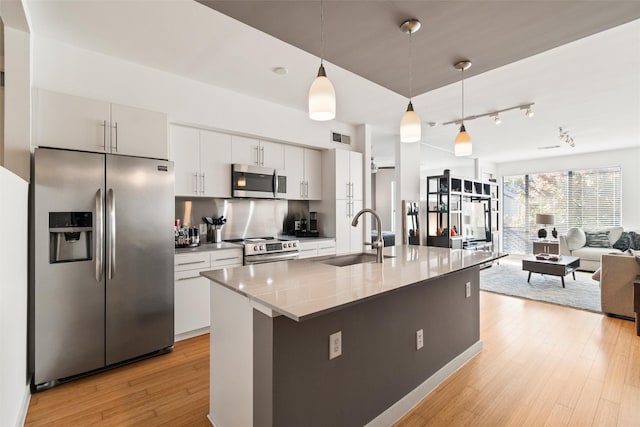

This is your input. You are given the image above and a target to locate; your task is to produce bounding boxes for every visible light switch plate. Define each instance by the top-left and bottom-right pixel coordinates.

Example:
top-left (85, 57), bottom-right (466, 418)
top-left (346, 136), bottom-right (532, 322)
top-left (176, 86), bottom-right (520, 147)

top-left (416, 329), bottom-right (424, 350)
top-left (465, 282), bottom-right (471, 298)
top-left (329, 331), bottom-right (342, 360)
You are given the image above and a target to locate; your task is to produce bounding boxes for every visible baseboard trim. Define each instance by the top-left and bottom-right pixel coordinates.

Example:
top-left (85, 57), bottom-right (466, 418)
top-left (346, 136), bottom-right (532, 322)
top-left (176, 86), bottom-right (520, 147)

top-left (365, 340), bottom-right (483, 427)
top-left (175, 326), bottom-right (210, 342)
top-left (18, 384), bottom-right (31, 426)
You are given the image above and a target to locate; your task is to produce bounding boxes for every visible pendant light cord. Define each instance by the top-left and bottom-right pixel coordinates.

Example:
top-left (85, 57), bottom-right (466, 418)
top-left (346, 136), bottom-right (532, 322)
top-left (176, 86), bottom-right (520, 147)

top-left (461, 68), bottom-right (465, 124)
top-left (409, 29), bottom-right (413, 101)
top-left (320, 0), bottom-right (325, 65)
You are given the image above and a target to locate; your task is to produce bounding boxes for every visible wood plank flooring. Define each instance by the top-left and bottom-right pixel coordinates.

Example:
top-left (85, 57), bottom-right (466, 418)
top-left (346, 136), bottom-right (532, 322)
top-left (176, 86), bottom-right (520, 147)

top-left (25, 292), bottom-right (640, 426)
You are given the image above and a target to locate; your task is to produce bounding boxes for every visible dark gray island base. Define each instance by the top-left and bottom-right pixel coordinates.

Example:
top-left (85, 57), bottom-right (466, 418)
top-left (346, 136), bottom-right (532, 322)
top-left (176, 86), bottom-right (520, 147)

top-left (203, 246), bottom-right (505, 426)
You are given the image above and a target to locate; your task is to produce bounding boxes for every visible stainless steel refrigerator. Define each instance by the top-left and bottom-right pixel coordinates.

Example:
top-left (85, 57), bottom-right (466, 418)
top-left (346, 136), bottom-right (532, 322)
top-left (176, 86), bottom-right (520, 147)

top-left (30, 148), bottom-right (174, 390)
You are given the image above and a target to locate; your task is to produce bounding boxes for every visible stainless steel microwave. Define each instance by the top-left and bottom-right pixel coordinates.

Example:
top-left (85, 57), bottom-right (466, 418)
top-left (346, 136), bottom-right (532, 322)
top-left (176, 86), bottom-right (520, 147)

top-left (232, 164), bottom-right (287, 199)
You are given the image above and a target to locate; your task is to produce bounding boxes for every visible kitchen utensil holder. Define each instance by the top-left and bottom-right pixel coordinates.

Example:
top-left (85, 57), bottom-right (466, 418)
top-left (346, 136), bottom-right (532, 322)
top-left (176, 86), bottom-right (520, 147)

top-left (213, 229), bottom-right (222, 243)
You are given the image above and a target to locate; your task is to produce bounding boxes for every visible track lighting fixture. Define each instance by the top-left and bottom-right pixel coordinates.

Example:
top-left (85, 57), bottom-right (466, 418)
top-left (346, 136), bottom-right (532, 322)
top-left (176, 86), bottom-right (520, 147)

top-left (399, 19), bottom-right (421, 143)
top-left (492, 114), bottom-right (501, 125)
top-left (558, 127), bottom-right (575, 147)
top-left (442, 102), bottom-right (535, 127)
top-left (524, 106), bottom-right (534, 117)
top-left (308, 0), bottom-right (336, 121)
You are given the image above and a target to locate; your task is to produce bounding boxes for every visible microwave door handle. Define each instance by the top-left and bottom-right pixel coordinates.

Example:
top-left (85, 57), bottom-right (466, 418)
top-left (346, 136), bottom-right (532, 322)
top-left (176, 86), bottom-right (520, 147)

top-left (95, 189), bottom-right (104, 282)
top-left (273, 170), bottom-right (278, 198)
top-left (107, 188), bottom-right (116, 279)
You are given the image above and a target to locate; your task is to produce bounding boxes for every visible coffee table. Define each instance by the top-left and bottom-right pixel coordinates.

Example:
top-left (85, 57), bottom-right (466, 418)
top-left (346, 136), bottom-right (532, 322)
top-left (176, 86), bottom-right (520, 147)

top-left (522, 255), bottom-right (580, 288)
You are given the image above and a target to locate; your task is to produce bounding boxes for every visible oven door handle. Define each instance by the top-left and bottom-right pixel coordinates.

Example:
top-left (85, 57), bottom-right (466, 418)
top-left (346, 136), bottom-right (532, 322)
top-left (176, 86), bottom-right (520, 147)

top-left (244, 252), bottom-right (299, 265)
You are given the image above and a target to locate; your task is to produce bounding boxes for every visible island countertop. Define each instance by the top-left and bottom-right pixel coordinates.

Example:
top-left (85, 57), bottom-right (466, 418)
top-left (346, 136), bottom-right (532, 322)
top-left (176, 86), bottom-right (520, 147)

top-left (201, 245), bottom-right (505, 322)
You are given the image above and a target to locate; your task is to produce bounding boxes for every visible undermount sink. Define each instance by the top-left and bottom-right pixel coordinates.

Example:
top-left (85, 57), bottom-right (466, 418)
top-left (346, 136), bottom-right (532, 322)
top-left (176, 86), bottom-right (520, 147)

top-left (319, 253), bottom-right (393, 267)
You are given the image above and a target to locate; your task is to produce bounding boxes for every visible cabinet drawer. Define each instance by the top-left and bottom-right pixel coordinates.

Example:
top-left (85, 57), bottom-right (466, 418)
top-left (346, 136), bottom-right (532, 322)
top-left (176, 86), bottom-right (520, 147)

top-left (175, 252), bottom-right (210, 272)
top-left (210, 249), bottom-right (243, 269)
top-left (317, 240), bottom-right (337, 257)
top-left (174, 270), bottom-right (210, 335)
top-left (298, 242), bottom-right (318, 259)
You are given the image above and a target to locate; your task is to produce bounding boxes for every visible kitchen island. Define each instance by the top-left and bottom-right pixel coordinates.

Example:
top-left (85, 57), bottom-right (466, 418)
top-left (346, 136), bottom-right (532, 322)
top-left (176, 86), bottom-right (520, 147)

top-left (201, 245), bottom-right (505, 426)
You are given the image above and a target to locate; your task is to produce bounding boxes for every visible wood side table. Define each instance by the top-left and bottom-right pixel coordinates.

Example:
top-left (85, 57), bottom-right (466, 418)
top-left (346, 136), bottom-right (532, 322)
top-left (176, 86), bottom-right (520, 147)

top-left (634, 277), bottom-right (640, 337)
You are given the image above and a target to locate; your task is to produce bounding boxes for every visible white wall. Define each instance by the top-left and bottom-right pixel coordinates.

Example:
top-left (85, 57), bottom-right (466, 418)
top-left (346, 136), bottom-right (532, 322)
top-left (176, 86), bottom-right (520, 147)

top-left (374, 168), bottom-right (395, 232)
top-left (32, 36), bottom-right (355, 151)
top-left (0, 167), bottom-right (29, 427)
top-left (496, 147), bottom-right (640, 230)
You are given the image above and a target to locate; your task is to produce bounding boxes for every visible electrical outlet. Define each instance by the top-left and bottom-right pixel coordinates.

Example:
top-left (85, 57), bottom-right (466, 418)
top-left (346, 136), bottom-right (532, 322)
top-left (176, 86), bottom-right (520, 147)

top-left (329, 331), bottom-right (342, 360)
top-left (416, 329), bottom-right (424, 350)
top-left (465, 282), bottom-right (471, 298)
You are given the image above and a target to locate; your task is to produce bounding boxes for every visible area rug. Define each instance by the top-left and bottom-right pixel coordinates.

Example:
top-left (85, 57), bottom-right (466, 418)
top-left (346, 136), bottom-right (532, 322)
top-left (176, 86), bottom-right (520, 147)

top-left (479, 259), bottom-right (601, 313)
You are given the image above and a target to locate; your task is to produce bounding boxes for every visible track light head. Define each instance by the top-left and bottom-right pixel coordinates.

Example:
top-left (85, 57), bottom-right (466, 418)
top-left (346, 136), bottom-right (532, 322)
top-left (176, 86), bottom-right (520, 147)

top-left (524, 106), bottom-right (534, 117)
top-left (492, 114), bottom-right (501, 125)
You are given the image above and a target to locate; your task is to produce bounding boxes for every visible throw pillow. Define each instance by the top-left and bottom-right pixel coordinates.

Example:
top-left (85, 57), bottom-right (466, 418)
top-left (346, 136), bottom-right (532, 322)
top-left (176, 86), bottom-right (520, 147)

top-left (584, 231), bottom-right (611, 248)
top-left (565, 228), bottom-right (587, 250)
top-left (629, 231), bottom-right (640, 250)
top-left (612, 231), bottom-right (631, 251)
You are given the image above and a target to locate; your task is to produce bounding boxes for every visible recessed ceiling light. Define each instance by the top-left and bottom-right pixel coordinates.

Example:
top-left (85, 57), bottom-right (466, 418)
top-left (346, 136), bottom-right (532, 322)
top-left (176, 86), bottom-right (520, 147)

top-left (273, 67), bottom-right (288, 75)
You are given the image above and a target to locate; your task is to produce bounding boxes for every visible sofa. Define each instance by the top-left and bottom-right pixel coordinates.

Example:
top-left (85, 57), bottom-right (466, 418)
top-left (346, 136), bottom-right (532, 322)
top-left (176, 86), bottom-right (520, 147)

top-left (595, 253), bottom-right (640, 319)
top-left (559, 226), bottom-right (640, 272)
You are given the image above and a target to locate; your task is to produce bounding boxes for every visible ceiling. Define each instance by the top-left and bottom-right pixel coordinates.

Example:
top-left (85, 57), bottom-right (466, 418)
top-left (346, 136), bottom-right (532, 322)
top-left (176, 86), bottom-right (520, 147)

top-left (24, 0), bottom-right (640, 168)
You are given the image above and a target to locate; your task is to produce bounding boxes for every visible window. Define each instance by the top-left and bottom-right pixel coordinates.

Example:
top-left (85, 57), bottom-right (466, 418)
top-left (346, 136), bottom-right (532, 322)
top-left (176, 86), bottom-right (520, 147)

top-left (503, 167), bottom-right (621, 254)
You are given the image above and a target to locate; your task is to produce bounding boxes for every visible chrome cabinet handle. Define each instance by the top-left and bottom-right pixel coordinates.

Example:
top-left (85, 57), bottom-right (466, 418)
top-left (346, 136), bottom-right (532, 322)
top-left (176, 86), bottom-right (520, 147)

top-left (112, 122), bottom-right (118, 152)
top-left (201, 173), bottom-right (206, 195)
top-left (177, 260), bottom-right (206, 266)
top-left (213, 256), bottom-right (240, 262)
top-left (260, 146), bottom-right (265, 166)
top-left (177, 275), bottom-right (202, 281)
top-left (100, 120), bottom-right (107, 151)
top-left (107, 188), bottom-right (116, 279)
top-left (300, 181), bottom-right (303, 199)
top-left (192, 173), bottom-right (199, 194)
top-left (95, 189), bottom-right (104, 282)
top-left (254, 146), bottom-right (260, 165)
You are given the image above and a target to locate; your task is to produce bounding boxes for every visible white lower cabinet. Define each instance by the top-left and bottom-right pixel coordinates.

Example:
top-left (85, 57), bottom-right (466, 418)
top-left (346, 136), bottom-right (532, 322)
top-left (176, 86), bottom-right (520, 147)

top-left (298, 239), bottom-right (336, 259)
top-left (174, 248), bottom-right (242, 340)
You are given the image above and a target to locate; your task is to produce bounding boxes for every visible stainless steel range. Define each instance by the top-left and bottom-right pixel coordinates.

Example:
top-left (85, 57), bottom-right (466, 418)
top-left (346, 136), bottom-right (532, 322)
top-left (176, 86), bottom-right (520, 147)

top-left (227, 237), bottom-right (300, 265)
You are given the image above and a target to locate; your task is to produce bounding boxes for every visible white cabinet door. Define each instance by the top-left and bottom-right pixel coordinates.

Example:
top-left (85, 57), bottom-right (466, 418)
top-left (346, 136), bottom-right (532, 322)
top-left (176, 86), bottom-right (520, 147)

top-left (335, 150), bottom-right (351, 200)
top-left (171, 125), bottom-right (200, 197)
top-left (305, 149), bottom-right (323, 200)
top-left (111, 103), bottom-right (168, 159)
top-left (231, 135), bottom-right (260, 166)
top-left (350, 199), bottom-right (364, 253)
top-left (34, 89), bottom-right (110, 153)
top-left (174, 270), bottom-right (210, 336)
top-left (200, 130), bottom-right (232, 198)
top-left (284, 145), bottom-right (304, 200)
top-left (350, 152), bottom-right (363, 201)
top-left (260, 140), bottom-right (285, 170)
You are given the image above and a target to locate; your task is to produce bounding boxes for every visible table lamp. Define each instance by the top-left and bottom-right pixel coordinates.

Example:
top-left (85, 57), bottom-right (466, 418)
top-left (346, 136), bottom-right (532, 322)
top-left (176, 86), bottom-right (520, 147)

top-left (535, 213), bottom-right (555, 238)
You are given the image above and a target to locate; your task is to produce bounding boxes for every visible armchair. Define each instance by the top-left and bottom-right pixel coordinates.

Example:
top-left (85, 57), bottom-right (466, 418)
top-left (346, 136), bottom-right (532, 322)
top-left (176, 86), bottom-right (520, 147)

top-left (598, 253), bottom-right (640, 319)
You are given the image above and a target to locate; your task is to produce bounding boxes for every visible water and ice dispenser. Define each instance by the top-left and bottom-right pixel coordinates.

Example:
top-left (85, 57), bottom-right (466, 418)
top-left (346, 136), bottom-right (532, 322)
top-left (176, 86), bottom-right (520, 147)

top-left (49, 212), bottom-right (93, 263)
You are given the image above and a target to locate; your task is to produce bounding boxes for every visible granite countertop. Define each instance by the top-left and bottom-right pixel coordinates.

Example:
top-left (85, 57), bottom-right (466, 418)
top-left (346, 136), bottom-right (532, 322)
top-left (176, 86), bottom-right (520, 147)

top-left (201, 245), bottom-right (506, 322)
top-left (175, 241), bottom-right (242, 254)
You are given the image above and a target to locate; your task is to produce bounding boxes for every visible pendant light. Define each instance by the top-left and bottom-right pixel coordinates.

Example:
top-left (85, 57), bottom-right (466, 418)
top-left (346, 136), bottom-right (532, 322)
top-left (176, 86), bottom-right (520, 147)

top-left (400, 19), bottom-right (421, 143)
top-left (308, 0), bottom-right (335, 121)
top-left (454, 60), bottom-right (472, 156)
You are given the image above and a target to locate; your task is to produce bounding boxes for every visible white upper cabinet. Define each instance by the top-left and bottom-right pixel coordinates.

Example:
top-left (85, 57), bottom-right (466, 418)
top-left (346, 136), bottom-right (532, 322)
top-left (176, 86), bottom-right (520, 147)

top-left (305, 148), bottom-right (323, 200)
top-left (284, 146), bottom-right (323, 200)
top-left (231, 136), bottom-right (284, 170)
top-left (33, 89), bottom-right (168, 159)
top-left (200, 130), bottom-right (232, 198)
top-left (110, 103), bottom-right (168, 159)
top-left (170, 125), bottom-right (231, 198)
top-left (171, 126), bottom-right (200, 196)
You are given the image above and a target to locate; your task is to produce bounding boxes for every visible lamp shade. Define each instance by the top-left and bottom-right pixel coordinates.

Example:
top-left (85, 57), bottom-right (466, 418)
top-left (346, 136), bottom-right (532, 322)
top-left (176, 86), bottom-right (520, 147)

top-left (535, 213), bottom-right (555, 225)
top-left (308, 64), bottom-right (336, 121)
top-left (400, 101), bottom-right (421, 143)
top-left (454, 124), bottom-right (472, 156)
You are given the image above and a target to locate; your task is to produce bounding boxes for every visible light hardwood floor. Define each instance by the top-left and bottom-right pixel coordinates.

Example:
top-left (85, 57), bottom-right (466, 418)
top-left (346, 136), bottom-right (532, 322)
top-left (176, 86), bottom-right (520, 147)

top-left (26, 292), bottom-right (640, 426)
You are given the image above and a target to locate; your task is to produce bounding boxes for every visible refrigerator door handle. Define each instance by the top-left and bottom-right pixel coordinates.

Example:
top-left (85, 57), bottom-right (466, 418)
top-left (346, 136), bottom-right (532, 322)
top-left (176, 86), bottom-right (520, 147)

top-left (107, 188), bottom-right (116, 279)
top-left (95, 189), bottom-right (104, 282)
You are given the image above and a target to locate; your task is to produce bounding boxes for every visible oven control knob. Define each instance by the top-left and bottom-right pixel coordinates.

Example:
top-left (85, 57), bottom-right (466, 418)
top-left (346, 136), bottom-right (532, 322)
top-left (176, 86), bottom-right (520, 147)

top-left (286, 243), bottom-right (292, 248)
top-left (292, 242), bottom-right (297, 247)
top-left (260, 245), bottom-right (265, 251)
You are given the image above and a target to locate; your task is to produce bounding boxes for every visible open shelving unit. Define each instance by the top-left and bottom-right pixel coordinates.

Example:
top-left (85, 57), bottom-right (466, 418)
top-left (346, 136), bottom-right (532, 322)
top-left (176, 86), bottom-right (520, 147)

top-left (427, 171), bottom-right (500, 251)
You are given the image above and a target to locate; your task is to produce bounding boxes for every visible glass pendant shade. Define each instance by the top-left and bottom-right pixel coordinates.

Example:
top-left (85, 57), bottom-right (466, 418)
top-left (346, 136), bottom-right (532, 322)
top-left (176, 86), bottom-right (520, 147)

top-left (308, 64), bottom-right (336, 121)
top-left (454, 124), bottom-right (472, 156)
top-left (400, 101), bottom-right (421, 143)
